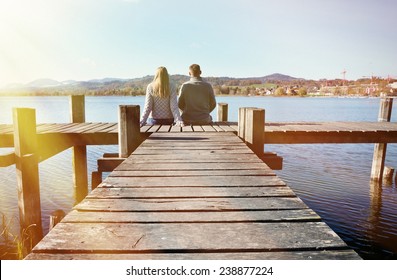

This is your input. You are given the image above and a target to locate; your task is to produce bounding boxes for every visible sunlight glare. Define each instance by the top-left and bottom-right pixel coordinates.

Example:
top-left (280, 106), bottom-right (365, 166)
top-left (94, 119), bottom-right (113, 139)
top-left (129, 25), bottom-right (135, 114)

top-left (0, 0), bottom-right (64, 86)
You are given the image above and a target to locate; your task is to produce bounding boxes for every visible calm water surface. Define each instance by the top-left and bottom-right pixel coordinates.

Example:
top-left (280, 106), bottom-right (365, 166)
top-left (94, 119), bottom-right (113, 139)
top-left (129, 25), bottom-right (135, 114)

top-left (1, 95), bottom-right (397, 259)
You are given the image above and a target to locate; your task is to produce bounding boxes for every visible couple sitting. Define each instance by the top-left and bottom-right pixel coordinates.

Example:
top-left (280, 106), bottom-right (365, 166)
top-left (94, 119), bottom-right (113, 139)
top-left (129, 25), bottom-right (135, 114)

top-left (139, 64), bottom-right (216, 127)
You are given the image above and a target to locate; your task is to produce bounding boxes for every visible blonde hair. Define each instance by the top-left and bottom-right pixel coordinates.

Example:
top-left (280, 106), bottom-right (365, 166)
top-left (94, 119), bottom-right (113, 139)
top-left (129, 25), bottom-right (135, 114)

top-left (152, 66), bottom-right (170, 98)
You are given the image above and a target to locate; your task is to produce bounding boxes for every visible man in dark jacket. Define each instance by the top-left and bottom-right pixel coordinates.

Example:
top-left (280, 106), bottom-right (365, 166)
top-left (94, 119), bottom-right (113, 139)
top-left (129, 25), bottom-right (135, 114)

top-left (178, 64), bottom-right (216, 125)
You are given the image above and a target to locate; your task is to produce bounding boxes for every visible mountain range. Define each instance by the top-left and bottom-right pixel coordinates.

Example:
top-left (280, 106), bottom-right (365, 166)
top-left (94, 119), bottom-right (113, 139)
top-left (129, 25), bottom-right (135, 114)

top-left (3, 73), bottom-right (299, 90)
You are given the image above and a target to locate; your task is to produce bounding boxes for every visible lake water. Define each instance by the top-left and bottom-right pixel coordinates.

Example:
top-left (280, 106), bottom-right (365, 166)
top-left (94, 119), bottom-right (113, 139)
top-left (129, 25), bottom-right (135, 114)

top-left (1, 95), bottom-right (397, 259)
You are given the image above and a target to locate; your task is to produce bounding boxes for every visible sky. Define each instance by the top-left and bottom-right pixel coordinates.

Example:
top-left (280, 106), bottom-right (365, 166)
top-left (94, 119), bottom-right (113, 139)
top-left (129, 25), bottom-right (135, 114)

top-left (0, 0), bottom-right (396, 87)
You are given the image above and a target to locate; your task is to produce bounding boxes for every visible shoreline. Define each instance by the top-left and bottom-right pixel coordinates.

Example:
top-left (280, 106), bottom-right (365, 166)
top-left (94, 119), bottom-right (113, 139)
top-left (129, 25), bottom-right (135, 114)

top-left (0, 93), bottom-right (383, 98)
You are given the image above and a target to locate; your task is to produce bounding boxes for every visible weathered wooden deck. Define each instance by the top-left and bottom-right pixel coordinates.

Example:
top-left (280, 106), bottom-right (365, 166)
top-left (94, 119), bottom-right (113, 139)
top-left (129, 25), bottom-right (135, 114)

top-left (3, 120), bottom-right (397, 150)
top-left (3, 120), bottom-right (397, 169)
top-left (25, 131), bottom-right (361, 260)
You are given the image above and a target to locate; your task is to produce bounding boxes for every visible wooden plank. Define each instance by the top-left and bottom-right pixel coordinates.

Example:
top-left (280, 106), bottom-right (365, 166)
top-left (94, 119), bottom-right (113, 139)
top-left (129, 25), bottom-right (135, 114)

top-left (131, 148), bottom-right (255, 155)
top-left (39, 123), bottom-right (79, 133)
top-left (42, 122), bottom-right (90, 133)
top-left (116, 161), bottom-right (268, 170)
top-left (372, 122), bottom-right (397, 131)
top-left (140, 142), bottom-right (246, 148)
top-left (122, 153), bottom-right (262, 162)
top-left (138, 138), bottom-right (247, 146)
top-left (88, 186), bottom-right (293, 198)
top-left (109, 169), bottom-right (275, 177)
top-left (96, 123), bottom-right (118, 133)
top-left (143, 134), bottom-right (244, 141)
top-left (264, 130), bottom-right (397, 144)
top-left (140, 125), bottom-right (152, 133)
top-left (323, 122), bottom-right (360, 132)
top-left (134, 146), bottom-right (250, 152)
top-left (192, 125), bottom-right (204, 132)
top-left (145, 133), bottom-right (243, 139)
top-left (75, 197), bottom-right (303, 211)
top-left (265, 122), bottom-right (328, 133)
top-left (152, 131), bottom-right (229, 136)
top-left (25, 250), bottom-right (362, 260)
top-left (82, 123), bottom-right (117, 134)
top-left (137, 146), bottom-right (250, 152)
top-left (322, 122), bottom-right (356, 132)
top-left (218, 123), bottom-right (237, 132)
top-left (140, 141), bottom-right (247, 147)
top-left (64, 209), bottom-right (319, 223)
top-left (210, 123), bottom-right (225, 132)
top-left (147, 125), bottom-right (161, 133)
top-left (158, 125), bottom-right (171, 132)
top-left (230, 124), bottom-right (238, 131)
top-left (139, 141), bottom-right (248, 150)
top-left (339, 122), bottom-right (375, 132)
top-left (170, 125), bottom-right (181, 132)
top-left (32, 222), bottom-right (348, 252)
top-left (66, 123), bottom-right (105, 133)
top-left (35, 123), bottom-right (60, 133)
top-left (101, 175), bottom-right (285, 187)
top-left (264, 121), bottom-right (397, 133)
top-left (149, 136), bottom-right (242, 142)
top-left (182, 125), bottom-right (193, 132)
top-left (201, 125), bottom-right (217, 132)
top-left (107, 125), bottom-right (119, 133)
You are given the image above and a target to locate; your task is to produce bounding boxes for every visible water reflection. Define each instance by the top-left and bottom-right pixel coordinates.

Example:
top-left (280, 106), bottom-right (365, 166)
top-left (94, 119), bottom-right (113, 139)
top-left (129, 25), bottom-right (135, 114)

top-left (365, 181), bottom-right (397, 259)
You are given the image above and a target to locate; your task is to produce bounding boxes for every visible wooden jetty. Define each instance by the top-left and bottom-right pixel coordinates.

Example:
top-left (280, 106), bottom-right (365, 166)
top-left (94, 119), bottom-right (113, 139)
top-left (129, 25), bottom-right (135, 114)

top-left (25, 131), bottom-right (360, 260)
top-left (2, 96), bottom-right (396, 259)
top-left (4, 120), bottom-right (397, 148)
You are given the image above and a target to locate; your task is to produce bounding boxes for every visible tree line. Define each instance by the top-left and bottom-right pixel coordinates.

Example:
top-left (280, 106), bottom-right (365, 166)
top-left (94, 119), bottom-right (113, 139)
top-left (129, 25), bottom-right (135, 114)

top-left (1, 75), bottom-right (395, 97)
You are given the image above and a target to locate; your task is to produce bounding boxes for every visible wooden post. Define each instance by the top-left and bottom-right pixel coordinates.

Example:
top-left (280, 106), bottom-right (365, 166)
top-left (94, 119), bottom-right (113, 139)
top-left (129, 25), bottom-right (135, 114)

top-left (13, 108), bottom-right (43, 248)
top-left (383, 166), bottom-right (394, 184)
top-left (70, 95), bottom-right (88, 203)
top-left (238, 107), bottom-right (247, 139)
top-left (49, 209), bottom-right (65, 231)
top-left (370, 98), bottom-right (393, 184)
top-left (119, 105), bottom-right (140, 158)
top-left (245, 108), bottom-right (265, 156)
top-left (70, 95), bottom-right (85, 123)
top-left (238, 107), bottom-right (282, 170)
top-left (238, 107), bottom-right (255, 139)
top-left (217, 103), bottom-right (228, 122)
top-left (91, 171), bottom-right (102, 190)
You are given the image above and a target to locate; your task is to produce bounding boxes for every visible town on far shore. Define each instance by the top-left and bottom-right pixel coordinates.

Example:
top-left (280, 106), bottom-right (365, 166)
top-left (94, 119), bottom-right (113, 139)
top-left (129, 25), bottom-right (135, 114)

top-left (212, 74), bottom-right (397, 97)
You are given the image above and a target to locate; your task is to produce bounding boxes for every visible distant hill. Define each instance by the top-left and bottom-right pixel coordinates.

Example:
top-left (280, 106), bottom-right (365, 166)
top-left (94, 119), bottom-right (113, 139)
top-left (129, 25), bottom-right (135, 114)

top-left (26, 78), bottom-right (62, 88)
top-left (87, 77), bottom-right (130, 83)
top-left (261, 73), bottom-right (300, 81)
top-left (0, 73), bottom-right (301, 96)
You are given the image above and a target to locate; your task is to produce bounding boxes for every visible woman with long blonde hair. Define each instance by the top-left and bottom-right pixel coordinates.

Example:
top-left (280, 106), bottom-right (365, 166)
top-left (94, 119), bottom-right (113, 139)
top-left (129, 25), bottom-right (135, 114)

top-left (140, 66), bottom-right (183, 126)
